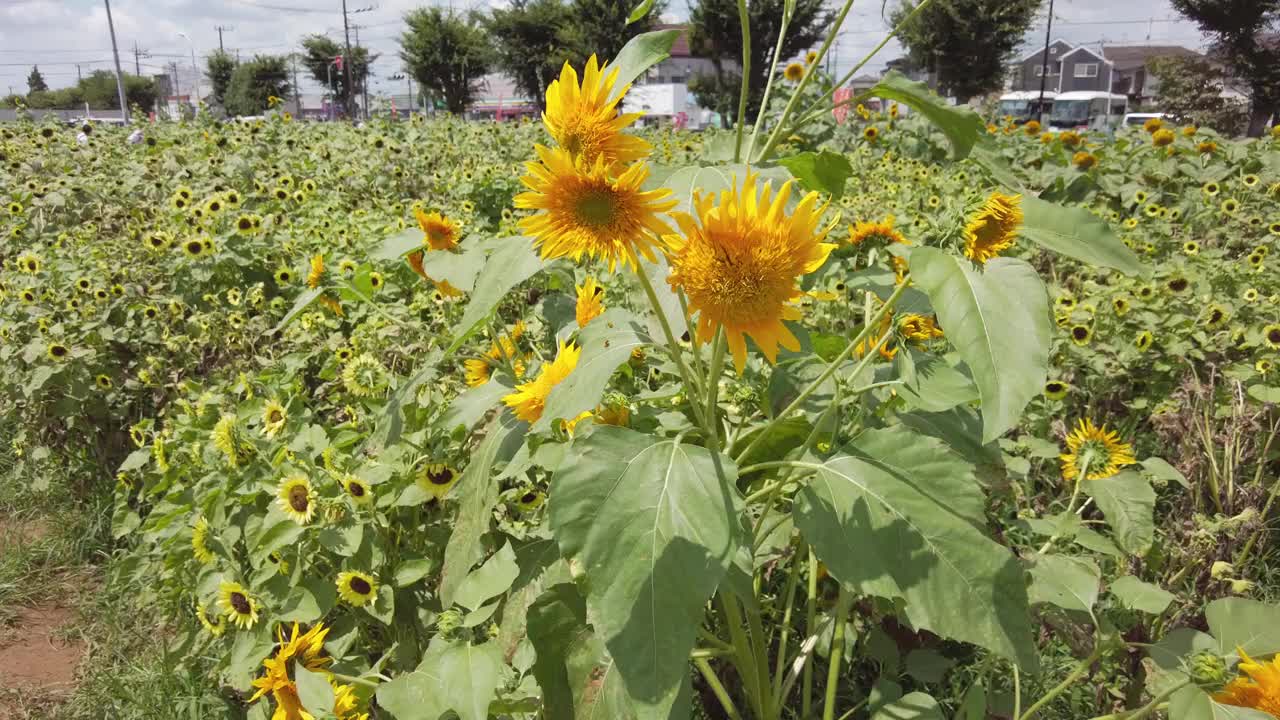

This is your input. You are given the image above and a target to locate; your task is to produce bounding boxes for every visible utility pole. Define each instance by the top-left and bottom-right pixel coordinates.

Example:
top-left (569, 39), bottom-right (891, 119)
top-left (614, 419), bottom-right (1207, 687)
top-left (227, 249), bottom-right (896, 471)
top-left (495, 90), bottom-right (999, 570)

top-left (76, 64), bottom-right (83, 82)
top-left (104, 0), bottom-right (130, 123)
top-left (132, 41), bottom-right (150, 75)
top-left (215, 25), bottom-right (233, 51)
top-left (1035, 0), bottom-right (1055, 125)
top-left (291, 53), bottom-right (302, 117)
top-left (341, 0), bottom-right (355, 120)
top-left (353, 24), bottom-right (371, 120)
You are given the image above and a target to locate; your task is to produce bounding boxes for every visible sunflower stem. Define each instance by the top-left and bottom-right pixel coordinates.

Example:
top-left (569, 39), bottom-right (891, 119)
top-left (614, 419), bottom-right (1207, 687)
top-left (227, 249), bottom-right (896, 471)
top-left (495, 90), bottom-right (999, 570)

top-left (1037, 455), bottom-right (1091, 555)
top-left (802, 547), bottom-right (819, 718)
top-left (771, 544), bottom-right (804, 711)
top-left (734, 279), bottom-right (909, 464)
top-left (695, 657), bottom-right (746, 720)
top-left (822, 587), bottom-right (854, 720)
top-left (330, 672), bottom-right (380, 689)
top-left (633, 259), bottom-right (709, 429)
top-left (744, 0), bottom-right (795, 161)
top-left (732, 0), bottom-right (751, 162)
top-left (1018, 643), bottom-right (1106, 720)
top-left (1084, 680), bottom-right (1188, 720)
top-left (705, 328), bottom-right (728, 445)
top-left (719, 591), bottom-right (767, 720)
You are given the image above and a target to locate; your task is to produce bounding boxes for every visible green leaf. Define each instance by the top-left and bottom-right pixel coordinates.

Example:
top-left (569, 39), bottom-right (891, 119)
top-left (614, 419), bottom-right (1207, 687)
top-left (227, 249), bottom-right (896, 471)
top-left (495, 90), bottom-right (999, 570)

top-left (905, 649), bottom-right (954, 683)
top-left (271, 287), bottom-right (323, 333)
top-left (1170, 685), bottom-right (1276, 720)
top-left (377, 640), bottom-right (505, 720)
top-left (394, 556), bottom-right (435, 588)
top-left (1141, 457), bottom-right (1190, 489)
top-left (733, 416), bottom-right (813, 471)
top-left (870, 72), bottom-right (984, 159)
top-left (1020, 196), bottom-right (1145, 276)
top-left (418, 243), bottom-right (488, 294)
top-left (549, 427), bottom-right (744, 720)
top-left (794, 427), bottom-right (1038, 670)
top-left (295, 665), bottom-right (336, 716)
top-left (661, 165), bottom-right (734, 215)
top-left (448, 240), bottom-right (543, 353)
top-left (373, 227), bottom-right (423, 261)
top-left (453, 542), bottom-right (520, 611)
top-left (1247, 384), bottom-right (1280, 404)
top-left (536, 309), bottom-right (648, 431)
top-left (1027, 554), bottom-right (1100, 614)
top-left (871, 692), bottom-right (945, 720)
top-left (627, 0), bottom-right (657, 23)
top-left (897, 407), bottom-right (1002, 468)
top-left (776, 150), bottom-right (853, 196)
top-left (226, 624), bottom-right (274, 691)
top-left (253, 507), bottom-right (306, 558)
top-left (1084, 471), bottom-right (1155, 556)
top-left (960, 682), bottom-right (987, 720)
top-left (609, 29), bottom-right (682, 96)
top-left (1148, 628), bottom-right (1216, 673)
top-left (439, 418), bottom-right (518, 607)
top-left (896, 354), bottom-right (979, 413)
top-left (1206, 598), bottom-right (1280, 657)
top-left (910, 248), bottom-right (1051, 443)
top-left (1110, 576), bottom-right (1174, 615)
top-left (440, 379), bottom-right (513, 434)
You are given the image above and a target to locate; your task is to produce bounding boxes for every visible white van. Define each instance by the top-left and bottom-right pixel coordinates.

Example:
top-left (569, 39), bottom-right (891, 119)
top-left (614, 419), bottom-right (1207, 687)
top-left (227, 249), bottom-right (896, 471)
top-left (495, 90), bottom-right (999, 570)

top-left (1049, 91), bottom-right (1129, 131)
top-left (999, 91), bottom-right (1055, 123)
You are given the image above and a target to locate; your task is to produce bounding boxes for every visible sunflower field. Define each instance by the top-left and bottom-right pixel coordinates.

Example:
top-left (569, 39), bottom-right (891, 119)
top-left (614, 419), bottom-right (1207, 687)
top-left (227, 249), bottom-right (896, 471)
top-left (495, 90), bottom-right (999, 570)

top-left (4, 26), bottom-right (1280, 720)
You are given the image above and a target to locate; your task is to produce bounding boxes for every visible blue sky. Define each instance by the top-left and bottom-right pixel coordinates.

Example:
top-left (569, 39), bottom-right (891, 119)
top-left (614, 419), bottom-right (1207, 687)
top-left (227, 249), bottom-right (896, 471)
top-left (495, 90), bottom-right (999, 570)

top-left (0, 0), bottom-right (1209, 97)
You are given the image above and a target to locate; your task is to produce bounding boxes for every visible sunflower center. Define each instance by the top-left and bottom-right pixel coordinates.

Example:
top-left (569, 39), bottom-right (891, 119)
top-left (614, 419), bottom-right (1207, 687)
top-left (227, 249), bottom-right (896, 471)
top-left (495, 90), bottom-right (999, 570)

top-left (427, 467), bottom-right (453, 485)
top-left (230, 592), bottom-right (251, 614)
top-left (521, 492), bottom-right (537, 504)
top-left (1268, 329), bottom-right (1280, 344)
top-left (268, 409), bottom-right (283, 423)
top-left (349, 577), bottom-right (371, 595)
top-left (1072, 327), bottom-right (1089, 340)
top-left (349, 483), bottom-right (365, 497)
top-left (574, 190), bottom-right (619, 228)
top-left (288, 486), bottom-right (309, 513)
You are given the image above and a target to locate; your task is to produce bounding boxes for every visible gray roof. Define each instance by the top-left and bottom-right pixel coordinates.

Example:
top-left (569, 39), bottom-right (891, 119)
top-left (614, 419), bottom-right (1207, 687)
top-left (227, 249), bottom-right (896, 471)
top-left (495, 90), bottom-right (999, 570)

top-left (1102, 45), bottom-right (1201, 70)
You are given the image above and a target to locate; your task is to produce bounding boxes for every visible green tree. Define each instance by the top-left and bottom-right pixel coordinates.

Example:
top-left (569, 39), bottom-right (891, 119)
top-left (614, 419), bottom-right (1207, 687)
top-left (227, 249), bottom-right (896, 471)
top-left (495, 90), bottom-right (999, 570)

top-left (27, 66), bottom-right (48, 93)
top-left (78, 70), bottom-right (157, 110)
top-left (1168, 0), bottom-right (1280, 137)
top-left (401, 7), bottom-right (492, 114)
top-left (561, 0), bottom-right (668, 64)
top-left (223, 55), bottom-right (292, 117)
top-left (487, 0), bottom-right (575, 110)
top-left (688, 0), bottom-right (832, 124)
top-left (206, 50), bottom-right (237, 108)
top-left (300, 35), bottom-right (375, 117)
top-left (1147, 55), bottom-right (1248, 135)
top-left (891, 0), bottom-right (1040, 103)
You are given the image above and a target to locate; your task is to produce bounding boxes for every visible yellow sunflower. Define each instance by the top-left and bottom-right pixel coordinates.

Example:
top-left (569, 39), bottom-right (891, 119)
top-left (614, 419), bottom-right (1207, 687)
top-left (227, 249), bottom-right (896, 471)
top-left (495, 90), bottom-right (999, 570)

top-left (848, 216), bottom-right (908, 249)
top-left (464, 358), bottom-right (494, 387)
top-left (1152, 129), bottom-right (1175, 147)
top-left (515, 146), bottom-right (675, 271)
top-left (516, 489), bottom-right (546, 513)
top-left (1073, 151), bottom-right (1098, 170)
top-left (306, 254), bottom-right (325, 289)
top-left (196, 602), bottom-right (226, 636)
top-left (416, 463), bottom-right (459, 500)
top-left (898, 313), bottom-right (943, 342)
top-left (1043, 380), bottom-right (1070, 400)
top-left (343, 475), bottom-right (372, 505)
top-left (504, 341), bottom-right (582, 422)
top-left (962, 192), bottom-right (1023, 264)
top-left (277, 475), bottom-right (315, 525)
top-left (262, 399), bottom-right (287, 438)
top-left (575, 276), bottom-right (605, 328)
top-left (192, 517), bottom-right (215, 564)
top-left (543, 55), bottom-right (650, 166)
top-left (1263, 323), bottom-right (1280, 350)
top-left (784, 62), bottom-right (805, 82)
top-left (1059, 418), bottom-right (1136, 482)
top-left (665, 173), bottom-right (836, 372)
top-left (219, 580), bottom-right (260, 629)
top-left (1135, 330), bottom-right (1154, 351)
top-left (805, 50), bottom-right (819, 65)
top-left (336, 571), bottom-right (378, 607)
top-left (1142, 117), bottom-right (1163, 133)
top-left (1214, 647), bottom-right (1280, 716)
top-left (415, 209), bottom-right (460, 250)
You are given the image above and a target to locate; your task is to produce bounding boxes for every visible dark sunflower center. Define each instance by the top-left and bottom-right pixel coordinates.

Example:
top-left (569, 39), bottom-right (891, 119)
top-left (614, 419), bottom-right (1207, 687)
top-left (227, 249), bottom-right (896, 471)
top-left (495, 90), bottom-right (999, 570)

top-left (521, 492), bottom-right (538, 504)
top-left (52, 346), bottom-right (67, 356)
top-left (238, 218), bottom-right (252, 230)
top-left (268, 409), bottom-right (283, 423)
top-left (1169, 279), bottom-right (1188, 292)
top-left (427, 468), bottom-right (454, 486)
top-left (288, 486), bottom-right (309, 512)
top-left (1072, 327), bottom-right (1089, 340)
top-left (1047, 383), bottom-right (1064, 392)
top-left (349, 483), bottom-right (365, 497)
top-left (230, 592), bottom-right (251, 614)
top-left (1269, 329), bottom-right (1280, 344)
top-left (349, 577), bottom-right (371, 594)
top-left (1210, 310), bottom-right (1223, 323)
top-left (187, 241), bottom-right (202, 253)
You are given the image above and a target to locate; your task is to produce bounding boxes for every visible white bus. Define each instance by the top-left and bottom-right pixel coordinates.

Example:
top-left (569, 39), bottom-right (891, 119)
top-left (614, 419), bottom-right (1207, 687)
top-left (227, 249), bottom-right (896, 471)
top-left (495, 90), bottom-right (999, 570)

top-left (1049, 91), bottom-right (1129, 131)
top-left (999, 91), bottom-right (1055, 123)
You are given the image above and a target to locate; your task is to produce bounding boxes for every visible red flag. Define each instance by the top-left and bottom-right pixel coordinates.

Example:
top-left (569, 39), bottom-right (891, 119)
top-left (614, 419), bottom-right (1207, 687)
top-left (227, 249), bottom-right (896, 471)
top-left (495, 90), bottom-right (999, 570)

top-left (334, 55), bottom-right (344, 71)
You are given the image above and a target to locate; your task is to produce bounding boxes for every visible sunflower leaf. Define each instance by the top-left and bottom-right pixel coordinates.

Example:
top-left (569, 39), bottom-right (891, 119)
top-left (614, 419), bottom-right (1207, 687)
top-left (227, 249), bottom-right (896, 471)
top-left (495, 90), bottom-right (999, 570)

top-left (549, 427), bottom-right (744, 720)
top-left (869, 72), bottom-right (984, 159)
top-left (1027, 553), bottom-right (1100, 614)
top-left (377, 640), bottom-right (505, 720)
top-left (1205, 598), bottom-right (1280, 657)
top-left (295, 665), bottom-right (336, 715)
top-left (871, 692), bottom-right (946, 720)
top-left (1168, 684), bottom-right (1276, 720)
top-left (536, 309), bottom-right (648, 432)
top-left (453, 541), bottom-right (520, 611)
top-left (776, 150), bottom-right (853, 196)
top-left (609, 30), bottom-right (682, 99)
top-left (1020, 196), bottom-right (1146, 276)
top-left (1110, 576), bottom-right (1175, 615)
top-left (448, 240), bottom-right (544, 354)
top-left (1083, 470), bottom-right (1155, 556)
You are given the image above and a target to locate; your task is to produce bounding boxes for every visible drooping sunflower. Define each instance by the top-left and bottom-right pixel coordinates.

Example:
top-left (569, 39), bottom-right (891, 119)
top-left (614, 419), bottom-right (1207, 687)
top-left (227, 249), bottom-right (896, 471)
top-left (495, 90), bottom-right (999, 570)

top-left (575, 277), bottom-right (605, 328)
top-left (196, 601), bottom-right (226, 636)
top-left (416, 463), bottom-right (459, 500)
top-left (1044, 380), bottom-right (1070, 400)
top-left (464, 358), bottom-right (494, 387)
top-left (805, 50), bottom-right (819, 65)
top-left (1059, 418), bottom-right (1136, 482)
top-left (336, 571), bottom-right (378, 607)
top-left (665, 173), bottom-right (836, 372)
top-left (192, 516), bottom-right (215, 564)
top-left (218, 580), bottom-right (260, 629)
top-left (503, 341), bottom-right (582, 422)
top-left (277, 475), bottom-right (315, 525)
top-left (343, 475), bottom-right (372, 505)
top-left (415, 209), bottom-right (460, 250)
top-left (1263, 324), bottom-right (1280, 350)
top-left (306, 254), bottom-right (325, 289)
top-left (1214, 647), bottom-right (1280, 716)
top-left (262, 399), bottom-right (287, 438)
top-left (848, 216), bottom-right (907, 249)
top-left (784, 62), bottom-right (805, 82)
top-left (516, 146), bottom-right (675, 271)
top-left (898, 314), bottom-right (944, 342)
top-left (342, 354), bottom-right (388, 397)
top-left (962, 192), bottom-right (1023, 264)
top-left (1072, 151), bottom-right (1098, 170)
top-left (543, 55), bottom-right (650, 166)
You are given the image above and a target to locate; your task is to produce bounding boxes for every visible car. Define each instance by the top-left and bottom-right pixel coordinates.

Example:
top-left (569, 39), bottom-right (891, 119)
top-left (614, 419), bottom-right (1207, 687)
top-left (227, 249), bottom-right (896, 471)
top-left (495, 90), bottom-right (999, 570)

top-left (1121, 112), bottom-right (1166, 127)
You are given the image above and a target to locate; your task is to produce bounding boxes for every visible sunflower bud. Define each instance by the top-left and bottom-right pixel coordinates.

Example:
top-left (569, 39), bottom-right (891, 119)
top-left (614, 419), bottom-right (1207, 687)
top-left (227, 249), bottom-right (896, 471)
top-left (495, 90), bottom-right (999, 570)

top-left (1188, 651), bottom-right (1229, 689)
top-left (1230, 579), bottom-right (1254, 595)
top-left (436, 609), bottom-right (464, 637)
top-left (1211, 561), bottom-right (1234, 579)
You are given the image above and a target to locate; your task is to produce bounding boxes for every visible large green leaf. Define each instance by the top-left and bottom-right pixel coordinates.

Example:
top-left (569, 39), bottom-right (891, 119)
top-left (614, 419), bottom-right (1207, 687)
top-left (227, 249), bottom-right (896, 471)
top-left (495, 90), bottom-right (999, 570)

top-left (453, 541), bottom-right (520, 611)
top-left (776, 150), bottom-right (853, 196)
top-left (1027, 554), bottom-right (1100, 614)
top-left (910, 248), bottom-right (1051, 443)
top-left (1110, 576), bottom-right (1175, 615)
top-left (1084, 471), bottom-right (1155, 556)
top-left (793, 427), bottom-right (1038, 670)
top-left (271, 287), bottom-right (323, 333)
top-left (373, 227), bottom-right (423, 261)
top-left (439, 418), bottom-right (518, 608)
top-left (549, 427), bottom-right (744, 720)
top-left (536, 309), bottom-right (649, 431)
top-left (1206, 598), bottom-right (1280, 657)
top-left (896, 354), bottom-right (979, 413)
top-left (871, 692), bottom-right (946, 720)
top-left (1020, 196), bottom-right (1145, 276)
top-left (418, 243), bottom-right (488, 293)
top-left (440, 379), bottom-right (513, 434)
top-left (448, 240), bottom-right (543, 353)
top-left (870, 72), bottom-right (984, 159)
top-left (610, 29), bottom-right (682, 97)
top-left (376, 639), bottom-right (504, 720)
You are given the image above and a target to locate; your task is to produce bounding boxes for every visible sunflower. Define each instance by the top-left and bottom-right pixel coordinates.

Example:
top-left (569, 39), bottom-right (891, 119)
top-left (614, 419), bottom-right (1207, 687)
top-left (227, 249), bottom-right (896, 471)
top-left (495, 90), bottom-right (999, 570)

top-left (1203, 304), bottom-right (1228, 327)
top-left (464, 358), bottom-right (493, 387)
top-left (1135, 330), bottom-right (1154, 351)
top-left (1069, 324), bottom-right (1092, 346)
top-left (20, 289), bottom-right (37, 304)
top-left (274, 268), bottom-right (293, 285)
top-left (196, 602), bottom-right (226, 636)
top-left (1142, 117), bottom-right (1163, 133)
top-left (192, 516), bottom-right (215, 564)
top-left (339, 258), bottom-right (358, 275)
top-left (516, 490), bottom-right (546, 513)
top-left (1059, 130), bottom-right (1081, 147)
top-left (1166, 276), bottom-right (1190, 294)
top-left (1258, 359), bottom-right (1274, 375)
top-left (1044, 380), bottom-right (1070, 400)
top-left (415, 209), bottom-right (460, 250)
top-left (1060, 418), bottom-right (1136, 482)
top-left (1023, 120), bottom-right (1041, 136)
top-left (542, 55), bottom-right (650, 166)
top-left (504, 341), bottom-right (582, 422)
top-left (1112, 296), bottom-right (1131, 315)
top-left (1072, 151), bottom-right (1097, 170)
top-left (784, 62), bottom-right (805, 81)
top-left (1123, 217), bottom-right (1139, 230)
top-left (1222, 198), bottom-right (1240, 215)
top-left (1056, 295), bottom-right (1077, 312)
top-left (848, 216), bottom-right (907, 249)
top-left (95, 374), bottom-right (113, 389)
top-left (864, 126), bottom-right (879, 141)
top-left (1244, 288), bottom-right (1260, 303)
top-left (336, 571), bottom-right (378, 607)
top-left (1198, 140), bottom-right (1217, 154)
top-left (1263, 324), bottom-right (1280, 350)
top-left (962, 192), bottom-right (1023, 264)
top-left (1144, 203), bottom-right (1161, 218)
top-left (343, 475), bottom-right (372, 505)
top-left (665, 173), bottom-right (835, 372)
top-left (575, 277), bottom-right (605, 327)
top-left (179, 236), bottom-right (207, 257)
top-left (898, 313), bottom-right (943, 342)
top-left (276, 475), bottom-right (315, 525)
top-left (515, 146), bottom-right (675, 271)
top-left (1183, 240), bottom-right (1200, 256)
top-left (416, 463), bottom-right (459, 500)
top-left (1243, 174), bottom-right (1260, 189)
top-left (1152, 129), bottom-right (1175, 147)
top-left (218, 580), bottom-right (260, 629)
top-left (306, 254), bottom-right (325, 289)
top-left (1215, 647), bottom-right (1280, 716)
top-left (261, 400), bottom-right (287, 438)
top-left (235, 214), bottom-right (259, 235)
top-left (18, 254), bottom-right (41, 273)
top-left (342, 354), bottom-right (387, 397)
top-left (368, 272), bottom-right (384, 291)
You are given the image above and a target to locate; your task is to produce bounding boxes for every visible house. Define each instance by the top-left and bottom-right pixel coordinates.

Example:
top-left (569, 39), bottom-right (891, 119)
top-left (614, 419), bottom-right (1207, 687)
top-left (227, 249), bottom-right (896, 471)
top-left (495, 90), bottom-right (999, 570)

top-left (624, 23), bottom-right (718, 128)
top-left (643, 23), bottom-right (730, 85)
top-left (1103, 45), bottom-right (1201, 104)
top-left (1011, 39), bottom-right (1099, 94)
top-left (1009, 40), bottom-right (1202, 104)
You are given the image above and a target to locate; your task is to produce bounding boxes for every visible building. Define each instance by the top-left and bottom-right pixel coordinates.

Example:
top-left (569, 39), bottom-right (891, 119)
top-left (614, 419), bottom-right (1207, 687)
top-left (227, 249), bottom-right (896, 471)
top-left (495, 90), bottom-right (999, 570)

top-left (625, 23), bottom-right (722, 128)
top-left (1103, 45), bottom-right (1201, 104)
top-left (643, 23), bottom-right (725, 85)
top-left (1010, 40), bottom-right (1202, 104)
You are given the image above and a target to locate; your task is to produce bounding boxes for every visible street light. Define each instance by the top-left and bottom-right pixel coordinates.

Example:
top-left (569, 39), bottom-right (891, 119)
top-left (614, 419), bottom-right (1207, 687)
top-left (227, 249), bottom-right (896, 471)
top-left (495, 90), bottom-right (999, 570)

top-left (177, 32), bottom-right (201, 112)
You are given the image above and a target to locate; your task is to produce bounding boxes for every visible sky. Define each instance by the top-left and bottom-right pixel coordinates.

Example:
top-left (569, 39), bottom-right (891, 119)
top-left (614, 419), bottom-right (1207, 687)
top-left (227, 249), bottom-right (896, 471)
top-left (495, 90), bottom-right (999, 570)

top-left (0, 0), bottom-right (1211, 99)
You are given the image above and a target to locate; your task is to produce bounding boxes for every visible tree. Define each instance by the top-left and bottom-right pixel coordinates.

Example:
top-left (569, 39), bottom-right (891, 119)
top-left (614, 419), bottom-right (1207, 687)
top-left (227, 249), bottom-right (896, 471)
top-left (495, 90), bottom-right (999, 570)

top-left (27, 66), bottom-right (48, 93)
top-left (300, 35), bottom-right (375, 117)
top-left (223, 55), bottom-right (292, 117)
top-left (401, 7), bottom-right (492, 114)
top-left (561, 0), bottom-right (668, 64)
top-left (1148, 55), bottom-right (1248, 134)
top-left (78, 70), bottom-right (157, 110)
top-left (1168, 0), bottom-right (1280, 137)
top-left (891, 0), bottom-right (1040, 102)
top-left (688, 0), bottom-right (831, 124)
top-left (206, 50), bottom-right (237, 107)
top-left (488, 0), bottom-right (576, 110)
